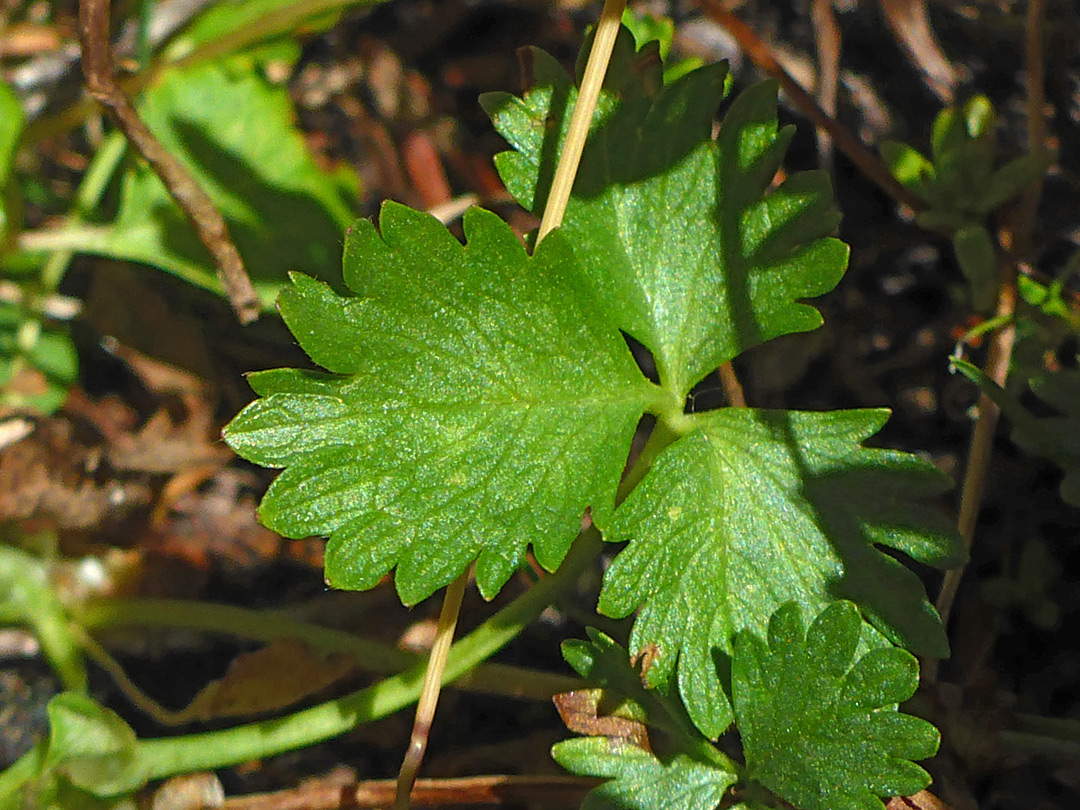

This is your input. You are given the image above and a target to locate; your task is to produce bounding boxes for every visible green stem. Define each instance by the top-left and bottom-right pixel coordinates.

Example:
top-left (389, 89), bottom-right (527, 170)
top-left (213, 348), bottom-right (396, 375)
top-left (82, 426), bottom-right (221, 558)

top-left (17, 222), bottom-right (246, 305)
top-left (137, 0), bottom-right (155, 69)
top-left (9, 131), bottom-right (126, 377)
top-left (957, 313), bottom-right (1013, 346)
top-left (37, 132), bottom-right (127, 294)
top-left (80, 598), bottom-right (415, 670)
top-left (15, 225), bottom-right (115, 255)
top-left (0, 547), bottom-right (87, 693)
top-left (171, 0), bottom-right (385, 71)
top-left (133, 530), bottom-right (604, 778)
top-left (1014, 711), bottom-right (1080, 742)
top-left (616, 416), bottom-right (683, 504)
top-left (78, 597), bottom-right (578, 702)
top-left (999, 730), bottom-right (1080, 758)
top-left (0, 742), bottom-right (44, 804)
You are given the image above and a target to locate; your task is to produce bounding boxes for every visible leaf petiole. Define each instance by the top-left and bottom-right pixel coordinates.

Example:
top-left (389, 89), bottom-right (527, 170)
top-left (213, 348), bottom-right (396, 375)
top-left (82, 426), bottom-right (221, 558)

top-left (77, 596), bottom-right (578, 703)
top-left (536, 0), bottom-right (626, 243)
top-left (394, 568), bottom-right (469, 809)
top-left (127, 529), bottom-right (604, 780)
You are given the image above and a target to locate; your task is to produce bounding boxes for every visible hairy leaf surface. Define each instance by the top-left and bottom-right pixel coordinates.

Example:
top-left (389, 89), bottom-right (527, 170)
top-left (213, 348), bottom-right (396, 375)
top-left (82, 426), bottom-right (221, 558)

top-left (225, 203), bottom-right (657, 604)
top-left (483, 31), bottom-right (847, 398)
top-left (553, 630), bottom-right (739, 810)
top-left (599, 409), bottom-right (961, 737)
top-left (733, 602), bottom-right (939, 810)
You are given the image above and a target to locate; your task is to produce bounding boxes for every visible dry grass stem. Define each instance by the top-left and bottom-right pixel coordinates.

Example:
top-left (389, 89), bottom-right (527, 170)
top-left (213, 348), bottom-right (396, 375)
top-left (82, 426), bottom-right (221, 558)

top-left (78, 0), bottom-right (259, 324)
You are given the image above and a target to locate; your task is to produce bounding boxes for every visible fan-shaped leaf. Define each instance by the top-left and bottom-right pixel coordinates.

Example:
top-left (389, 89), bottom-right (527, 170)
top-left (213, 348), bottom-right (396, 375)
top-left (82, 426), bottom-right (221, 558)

top-left (733, 602), bottom-right (939, 810)
top-left (484, 31), bottom-right (847, 399)
top-left (225, 203), bottom-right (659, 604)
top-left (599, 409), bottom-right (961, 738)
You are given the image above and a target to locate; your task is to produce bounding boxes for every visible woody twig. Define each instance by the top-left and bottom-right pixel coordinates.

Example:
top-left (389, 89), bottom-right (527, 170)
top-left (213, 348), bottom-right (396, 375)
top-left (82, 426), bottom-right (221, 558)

top-left (699, 0), bottom-right (921, 211)
top-left (77, 0), bottom-right (260, 324)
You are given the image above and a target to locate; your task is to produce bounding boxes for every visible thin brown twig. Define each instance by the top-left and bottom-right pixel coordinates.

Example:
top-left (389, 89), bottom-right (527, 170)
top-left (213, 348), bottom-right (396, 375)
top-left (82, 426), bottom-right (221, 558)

top-left (27, 0), bottom-right (384, 143)
top-left (809, 0), bottom-right (840, 166)
top-left (394, 569), bottom-right (469, 810)
top-left (697, 0), bottom-right (923, 211)
top-left (1016, 0), bottom-right (1047, 256)
top-left (77, 0), bottom-right (260, 324)
top-left (878, 0), bottom-right (956, 104)
top-left (390, 10), bottom-right (626, 801)
top-left (933, 273), bottom-right (1018, 632)
top-left (931, 0), bottom-right (1048, 670)
top-left (0, 22), bottom-right (61, 57)
top-left (223, 775), bottom-right (601, 810)
top-left (717, 361), bottom-right (746, 407)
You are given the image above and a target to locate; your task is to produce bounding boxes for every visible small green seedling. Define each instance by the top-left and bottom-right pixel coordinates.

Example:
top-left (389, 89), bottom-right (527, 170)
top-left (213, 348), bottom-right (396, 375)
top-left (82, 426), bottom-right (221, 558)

top-left (952, 355), bottom-right (1080, 508)
top-left (882, 95), bottom-right (1047, 312)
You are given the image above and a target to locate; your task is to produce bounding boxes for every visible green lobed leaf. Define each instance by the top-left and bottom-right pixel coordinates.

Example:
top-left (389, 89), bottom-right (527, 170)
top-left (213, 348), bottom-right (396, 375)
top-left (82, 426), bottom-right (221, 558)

top-left (598, 409), bottom-right (962, 738)
top-left (1017, 273), bottom-right (1078, 326)
top-left (880, 141), bottom-right (933, 193)
top-left (90, 58), bottom-right (357, 307)
top-left (619, 10), bottom-right (702, 84)
top-left (621, 8), bottom-right (676, 60)
top-left (483, 31), bottom-right (847, 400)
top-left (733, 601), bottom-right (939, 810)
top-left (951, 358), bottom-right (1080, 507)
top-left (225, 203), bottom-right (659, 604)
top-left (982, 152), bottom-right (1048, 213)
top-left (553, 629), bottom-right (739, 810)
top-left (555, 740), bottom-right (738, 810)
top-left (561, 629), bottom-right (704, 745)
top-left (894, 94), bottom-right (1045, 232)
top-left (44, 693), bottom-right (148, 797)
top-left (930, 97), bottom-right (996, 203)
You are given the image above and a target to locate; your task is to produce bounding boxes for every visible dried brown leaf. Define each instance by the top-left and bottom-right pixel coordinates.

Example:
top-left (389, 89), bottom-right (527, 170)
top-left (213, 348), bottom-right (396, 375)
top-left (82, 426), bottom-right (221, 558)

top-left (811, 0), bottom-right (841, 162)
top-left (182, 638), bottom-right (358, 722)
top-left (0, 416), bottom-right (150, 529)
top-left (886, 789), bottom-right (954, 810)
top-left (553, 689), bottom-right (651, 752)
top-left (879, 0), bottom-right (957, 102)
